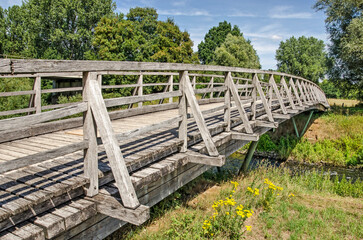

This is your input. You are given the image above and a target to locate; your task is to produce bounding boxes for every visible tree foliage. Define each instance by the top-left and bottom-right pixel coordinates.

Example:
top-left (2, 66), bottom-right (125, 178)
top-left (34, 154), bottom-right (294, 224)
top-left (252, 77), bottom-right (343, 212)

top-left (92, 7), bottom-right (198, 63)
top-left (0, 0), bottom-right (116, 59)
top-left (275, 36), bottom-right (327, 84)
top-left (314, 0), bottom-right (363, 99)
top-left (213, 33), bottom-right (261, 69)
top-left (198, 21), bottom-right (242, 64)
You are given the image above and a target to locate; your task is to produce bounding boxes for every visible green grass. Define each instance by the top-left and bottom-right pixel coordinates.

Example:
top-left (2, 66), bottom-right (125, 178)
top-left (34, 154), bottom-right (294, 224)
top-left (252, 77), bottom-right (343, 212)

top-left (107, 166), bottom-right (363, 240)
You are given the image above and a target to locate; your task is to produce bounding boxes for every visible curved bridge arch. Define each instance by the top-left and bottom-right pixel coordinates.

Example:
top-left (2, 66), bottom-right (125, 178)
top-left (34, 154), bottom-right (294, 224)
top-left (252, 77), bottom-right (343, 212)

top-left (0, 59), bottom-right (329, 238)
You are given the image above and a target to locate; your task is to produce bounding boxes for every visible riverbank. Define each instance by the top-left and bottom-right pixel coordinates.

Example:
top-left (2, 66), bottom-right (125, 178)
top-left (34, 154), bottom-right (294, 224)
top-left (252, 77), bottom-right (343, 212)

top-left (253, 103), bottom-right (362, 168)
top-left (108, 166), bottom-right (363, 239)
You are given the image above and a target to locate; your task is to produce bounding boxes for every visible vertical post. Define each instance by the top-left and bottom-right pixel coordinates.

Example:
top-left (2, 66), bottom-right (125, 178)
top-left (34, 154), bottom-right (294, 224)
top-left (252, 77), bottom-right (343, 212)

top-left (251, 74), bottom-right (257, 120)
top-left (168, 75), bottom-right (174, 103)
top-left (239, 140), bottom-right (259, 175)
top-left (192, 76), bottom-right (196, 89)
top-left (210, 77), bottom-right (214, 99)
top-left (138, 74), bottom-right (143, 108)
top-left (34, 76), bottom-right (41, 114)
top-left (178, 71), bottom-right (188, 152)
top-left (83, 72), bottom-right (99, 197)
top-left (224, 72), bottom-right (231, 132)
top-left (97, 74), bottom-right (102, 86)
top-left (268, 78), bottom-right (273, 108)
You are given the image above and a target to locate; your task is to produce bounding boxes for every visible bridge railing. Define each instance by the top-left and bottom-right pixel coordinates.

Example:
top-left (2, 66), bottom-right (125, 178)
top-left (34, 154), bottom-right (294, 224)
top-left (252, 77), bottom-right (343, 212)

top-left (0, 59), bottom-right (329, 210)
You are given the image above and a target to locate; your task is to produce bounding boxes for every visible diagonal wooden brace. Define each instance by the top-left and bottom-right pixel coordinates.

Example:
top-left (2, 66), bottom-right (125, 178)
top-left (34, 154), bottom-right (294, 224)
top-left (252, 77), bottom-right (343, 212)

top-left (181, 71), bottom-right (219, 157)
top-left (226, 72), bottom-right (253, 133)
top-left (88, 77), bottom-right (140, 209)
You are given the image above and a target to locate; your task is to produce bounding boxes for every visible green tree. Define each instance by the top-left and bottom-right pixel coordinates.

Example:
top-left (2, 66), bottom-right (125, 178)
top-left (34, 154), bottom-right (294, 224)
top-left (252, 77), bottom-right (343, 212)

top-left (93, 7), bottom-right (197, 63)
top-left (198, 21), bottom-right (242, 64)
top-left (0, 0), bottom-right (115, 59)
top-left (314, 0), bottom-right (362, 99)
top-left (213, 33), bottom-right (261, 69)
top-left (275, 36), bottom-right (327, 83)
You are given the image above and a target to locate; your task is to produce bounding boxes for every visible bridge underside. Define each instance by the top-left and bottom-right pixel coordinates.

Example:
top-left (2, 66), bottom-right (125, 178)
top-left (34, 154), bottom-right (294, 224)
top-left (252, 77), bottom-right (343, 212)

top-left (0, 100), bottom-right (324, 240)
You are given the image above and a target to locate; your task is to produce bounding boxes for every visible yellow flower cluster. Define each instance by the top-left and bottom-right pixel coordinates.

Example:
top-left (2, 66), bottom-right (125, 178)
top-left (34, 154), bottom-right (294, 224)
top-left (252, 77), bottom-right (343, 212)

top-left (245, 225), bottom-right (252, 231)
top-left (289, 193), bottom-right (295, 197)
top-left (236, 204), bottom-right (254, 218)
top-left (231, 181), bottom-right (238, 193)
top-left (202, 220), bottom-right (211, 230)
top-left (247, 187), bottom-right (260, 196)
top-left (264, 178), bottom-right (283, 191)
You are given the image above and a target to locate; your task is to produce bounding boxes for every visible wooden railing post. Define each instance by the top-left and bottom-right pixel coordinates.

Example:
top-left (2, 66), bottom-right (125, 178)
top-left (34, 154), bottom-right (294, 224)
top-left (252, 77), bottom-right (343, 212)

top-left (83, 72), bottom-right (99, 197)
top-left (192, 75), bottom-right (196, 89)
top-left (210, 77), bottom-right (214, 99)
top-left (269, 75), bottom-right (287, 114)
top-left (138, 74), bottom-right (143, 108)
top-left (169, 75), bottom-right (174, 103)
top-left (289, 78), bottom-right (303, 107)
top-left (281, 76), bottom-right (296, 109)
top-left (251, 74), bottom-right (257, 120)
top-left (34, 76), bottom-right (41, 114)
top-left (224, 72), bottom-right (231, 132)
top-left (253, 74), bottom-right (274, 122)
top-left (178, 71), bottom-right (188, 152)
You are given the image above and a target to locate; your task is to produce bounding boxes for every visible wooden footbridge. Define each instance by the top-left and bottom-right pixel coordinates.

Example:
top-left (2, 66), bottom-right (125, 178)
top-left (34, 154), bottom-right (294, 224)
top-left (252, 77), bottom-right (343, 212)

top-left (0, 59), bottom-right (329, 239)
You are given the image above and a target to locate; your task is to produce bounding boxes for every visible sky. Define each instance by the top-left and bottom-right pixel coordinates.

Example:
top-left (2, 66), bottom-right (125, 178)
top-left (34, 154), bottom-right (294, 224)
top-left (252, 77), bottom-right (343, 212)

top-left (0, 0), bottom-right (328, 70)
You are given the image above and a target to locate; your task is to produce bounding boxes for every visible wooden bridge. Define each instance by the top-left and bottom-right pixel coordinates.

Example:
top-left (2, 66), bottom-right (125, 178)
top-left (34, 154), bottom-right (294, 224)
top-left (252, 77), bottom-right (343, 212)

top-left (0, 59), bottom-right (329, 239)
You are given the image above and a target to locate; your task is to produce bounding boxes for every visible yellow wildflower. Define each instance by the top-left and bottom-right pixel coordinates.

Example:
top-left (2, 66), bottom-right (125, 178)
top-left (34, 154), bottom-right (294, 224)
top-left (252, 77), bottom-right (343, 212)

top-left (254, 188), bottom-right (259, 196)
top-left (247, 187), bottom-right (253, 193)
top-left (289, 193), bottom-right (295, 197)
top-left (226, 212), bottom-right (229, 215)
top-left (245, 225), bottom-right (252, 231)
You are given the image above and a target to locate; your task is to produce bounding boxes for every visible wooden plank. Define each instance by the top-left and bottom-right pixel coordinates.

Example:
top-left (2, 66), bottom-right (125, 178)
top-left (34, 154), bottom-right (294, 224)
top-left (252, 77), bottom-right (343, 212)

top-left (104, 91), bottom-right (181, 108)
top-left (83, 72), bottom-right (99, 197)
top-left (182, 71), bottom-right (219, 156)
top-left (0, 59), bottom-right (11, 73)
top-left (227, 72), bottom-right (253, 133)
top-left (194, 86), bottom-right (226, 94)
top-left (0, 141), bottom-right (88, 174)
top-left (255, 120), bottom-right (278, 128)
top-left (52, 205), bottom-right (84, 229)
top-left (272, 112), bottom-right (291, 119)
top-left (34, 76), bottom-right (41, 114)
top-left (231, 132), bottom-right (259, 141)
top-left (0, 107), bottom-right (36, 117)
top-left (0, 102), bottom-right (87, 131)
top-left (178, 72), bottom-right (188, 153)
top-left (224, 73), bottom-right (231, 132)
top-left (116, 116), bottom-right (181, 141)
top-left (0, 90), bottom-right (35, 97)
top-left (10, 222), bottom-right (44, 240)
top-left (41, 87), bottom-right (82, 94)
top-left (186, 151), bottom-right (225, 167)
top-left (33, 213), bottom-right (65, 239)
top-left (87, 193), bottom-right (149, 226)
top-left (88, 79), bottom-right (140, 209)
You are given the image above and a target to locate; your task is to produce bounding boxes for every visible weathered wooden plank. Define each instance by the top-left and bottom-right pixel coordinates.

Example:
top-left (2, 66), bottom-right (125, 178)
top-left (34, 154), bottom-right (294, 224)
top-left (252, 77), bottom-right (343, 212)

top-left (194, 86), bottom-right (226, 94)
top-left (0, 107), bottom-right (37, 117)
top-left (186, 151), bottom-right (225, 167)
top-left (0, 90), bottom-right (35, 97)
top-left (86, 193), bottom-right (149, 226)
top-left (83, 72), bottom-right (99, 197)
top-left (0, 59), bottom-right (11, 73)
top-left (255, 120), bottom-right (278, 128)
top-left (41, 87), bottom-right (82, 94)
top-left (33, 213), bottom-right (65, 239)
top-left (88, 79), bottom-right (139, 209)
top-left (104, 91), bottom-right (181, 108)
top-left (11, 222), bottom-right (45, 240)
top-left (0, 141), bottom-right (87, 174)
top-left (231, 132), bottom-right (259, 141)
top-left (0, 102), bottom-right (87, 131)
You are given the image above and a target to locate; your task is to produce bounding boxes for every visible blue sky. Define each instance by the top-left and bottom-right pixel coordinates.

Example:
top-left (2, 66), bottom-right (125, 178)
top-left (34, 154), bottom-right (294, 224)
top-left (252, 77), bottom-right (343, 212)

top-left (1, 0), bottom-right (328, 70)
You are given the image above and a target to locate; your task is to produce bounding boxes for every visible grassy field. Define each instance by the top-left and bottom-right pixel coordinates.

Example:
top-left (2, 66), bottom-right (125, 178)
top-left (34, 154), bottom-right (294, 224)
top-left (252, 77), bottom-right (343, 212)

top-left (108, 166), bottom-right (363, 240)
top-left (254, 102), bottom-right (363, 167)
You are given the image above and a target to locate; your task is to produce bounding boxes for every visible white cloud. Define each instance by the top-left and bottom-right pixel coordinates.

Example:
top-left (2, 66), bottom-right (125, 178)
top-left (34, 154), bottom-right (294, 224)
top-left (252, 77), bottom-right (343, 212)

top-left (269, 6), bottom-right (313, 19)
top-left (172, 1), bottom-right (187, 7)
top-left (271, 35), bottom-right (283, 40)
top-left (229, 11), bottom-right (256, 17)
top-left (158, 9), bottom-right (211, 16)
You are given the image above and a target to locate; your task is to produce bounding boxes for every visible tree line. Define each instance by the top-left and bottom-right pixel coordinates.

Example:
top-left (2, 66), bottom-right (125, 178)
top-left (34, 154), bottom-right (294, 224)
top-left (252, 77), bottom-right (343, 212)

top-left (0, 0), bottom-right (361, 101)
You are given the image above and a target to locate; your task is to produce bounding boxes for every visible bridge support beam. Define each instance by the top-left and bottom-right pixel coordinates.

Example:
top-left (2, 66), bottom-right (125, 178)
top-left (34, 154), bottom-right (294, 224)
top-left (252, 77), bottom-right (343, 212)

top-left (292, 110), bottom-right (314, 138)
top-left (238, 140), bottom-right (259, 175)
